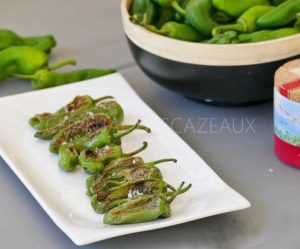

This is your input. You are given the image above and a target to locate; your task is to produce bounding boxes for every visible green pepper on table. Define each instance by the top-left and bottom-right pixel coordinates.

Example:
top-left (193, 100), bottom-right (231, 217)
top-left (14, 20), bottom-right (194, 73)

top-left (212, 5), bottom-right (274, 36)
top-left (212, 0), bottom-right (271, 18)
top-left (78, 142), bottom-right (148, 174)
top-left (0, 29), bottom-right (56, 53)
top-left (103, 182), bottom-right (192, 225)
top-left (257, 0), bottom-right (300, 28)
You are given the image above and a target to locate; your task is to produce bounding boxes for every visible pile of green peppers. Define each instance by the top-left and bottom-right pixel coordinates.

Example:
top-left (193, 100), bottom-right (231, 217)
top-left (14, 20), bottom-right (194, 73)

top-left (30, 95), bottom-right (191, 225)
top-left (0, 29), bottom-right (115, 89)
top-left (129, 0), bottom-right (300, 44)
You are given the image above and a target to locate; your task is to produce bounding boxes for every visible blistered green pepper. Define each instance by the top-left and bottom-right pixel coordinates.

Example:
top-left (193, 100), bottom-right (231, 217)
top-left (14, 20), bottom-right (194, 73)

top-left (185, 0), bottom-right (218, 37)
top-left (212, 5), bottom-right (274, 36)
top-left (238, 27), bottom-right (299, 43)
top-left (91, 178), bottom-right (172, 214)
top-left (50, 114), bottom-right (112, 153)
top-left (205, 31), bottom-right (239, 44)
top-left (257, 0), bottom-right (300, 28)
top-left (87, 157), bottom-right (176, 196)
top-left (58, 145), bottom-right (79, 172)
top-left (147, 22), bottom-right (206, 41)
top-left (212, 0), bottom-right (270, 18)
top-left (78, 142), bottom-right (148, 174)
top-left (0, 46), bottom-right (49, 81)
top-left (104, 182), bottom-right (192, 225)
top-left (130, 0), bottom-right (158, 25)
top-left (0, 29), bottom-right (56, 53)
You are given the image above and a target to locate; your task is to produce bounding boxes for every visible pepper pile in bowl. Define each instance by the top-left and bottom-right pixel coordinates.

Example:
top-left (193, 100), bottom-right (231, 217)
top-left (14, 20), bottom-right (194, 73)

top-left (129, 0), bottom-right (300, 44)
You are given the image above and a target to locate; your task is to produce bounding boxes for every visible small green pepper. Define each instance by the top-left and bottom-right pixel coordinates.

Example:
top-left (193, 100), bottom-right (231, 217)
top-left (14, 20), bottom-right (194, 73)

top-left (271, 0), bottom-right (288, 5)
top-left (212, 0), bottom-right (270, 18)
top-left (212, 11), bottom-right (232, 24)
top-left (238, 27), bottom-right (299, 43)
top-left (295, 14), bottom-right (300, 30)
top-left (0, 29), bottom-right (56, 53)
top-left (58, 145), bottom-right (79, 172)
top-left (152, 0), bottom-right (186, 15)
top-left (91, 178), bottom-right (172, 214)
top-left (155, 8), bottom-right (176, 28)
top-left (30, 96), bottom-right (117, 133)
top-left (257, 0), bottom-right (300, 28)
top-left (78, 142), bottom-right (148, 174)
top-left (185, 0), bottom-right (218, 37)
top-left (212, 5), bottom-right (274, 36)
top-left (103, 182), bottom-right (192, 225)
top-left (50, 114), bottom-right (112, 153)
top-left (130, 0), bottom-right (158, 25)
top-left (204, 31), bottom-right (239, 44)
top-left (15, 66), bottom-right (116, 90)
top-left (146, 22), bottom-right (206, 41)
top-left (0, 46), bottom-right (49, 81)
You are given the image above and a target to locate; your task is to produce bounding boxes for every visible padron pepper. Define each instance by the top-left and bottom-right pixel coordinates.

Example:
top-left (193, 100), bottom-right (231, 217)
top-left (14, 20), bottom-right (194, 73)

top-left (0, 29), bottom-right (56, 53)
top-left (87, 157), bottom-right (177, 196)
top-left (58, 121), bottom-right (150, 171)
top-left (152, 0), bottom-right (186, 15)
top-left (29, 95), bottom-right (115, 131)
top-left (155, 8), bottom-right (176, 28)
top-left (103, 182), bottom-right (192, 225)
top-left (0, 46), bottom-right (49, 81)
top-left (257, 0), bottom-right (300, 28)
top-left (238, 27), bottom-right (299, 43)
top-left (15, 63), bottom-right (116, 90)
top-left (58, 145), bottom-right (79, 172)
top-left (130, 0), bottom-right (158, 25)
top-left (91, 178), bottom-right (173, 214)
top-left (146, 22), bottom-right (206, 41)
top-left (78, 142), bottom-right (148, 174)
top-left (212, 0), bottom-right (271, 18)
top-left (205, 31), bottom-right (239, 44)
top-left (50, 113), bottom-right (113, 153)
top-left (212, 5), bottom-right (274, 36)
top-left (185, 0), bottom-right (218, 37)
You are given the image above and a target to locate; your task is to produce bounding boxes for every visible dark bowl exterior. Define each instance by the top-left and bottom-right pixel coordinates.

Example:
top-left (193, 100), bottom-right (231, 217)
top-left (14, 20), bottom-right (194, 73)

top-left (127, 37), bottom-right (299, 105)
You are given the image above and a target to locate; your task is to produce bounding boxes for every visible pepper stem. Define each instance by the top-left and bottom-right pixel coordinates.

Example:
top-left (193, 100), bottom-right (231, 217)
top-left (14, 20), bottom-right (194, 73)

top-left (113, 120), bottom-right (141, 139)
top-left (48, 59), bottom-right (77, 71)
top-left (94, 96), bottom-right (114, 104)
top-left (14, 74), bottom-right (36, 80)
top-left (212, 23), bottom-right (245, 36)
top-left (118, 124), bottom-right (151, 133)
top-left (123, 141), bottom-right (148, 157)
top-left (167, 182), bottom-right (192, 204)
top-left (146, 158), bottom-right (177, 167)
top-left (172, 1), bottom-right (186, 16)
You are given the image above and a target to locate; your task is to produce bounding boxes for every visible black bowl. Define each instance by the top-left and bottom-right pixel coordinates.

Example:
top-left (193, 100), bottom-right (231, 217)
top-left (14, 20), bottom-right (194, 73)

top-left (121, 0), bottom-right (300, 106)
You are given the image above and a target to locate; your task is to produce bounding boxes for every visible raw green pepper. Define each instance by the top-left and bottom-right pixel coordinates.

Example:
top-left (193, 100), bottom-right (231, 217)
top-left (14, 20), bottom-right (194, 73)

top-left (15, 67), bottom-right (116, 90)
top-left (146, 22), bottom-right (206, 41)
top-left (91, 178), bottom-right (172, 214)
top-left (185, 0), bottom-right (218, 37)
top-left (295, 14), bottom-right (300, 30)
top-left (103, 182), bottom-right (192, 225)
top-left (204, 31), bottom-right (239, 44)
top-left (130, 0), bottom-right (158, 25)
top-left (212, 5), bottom-right (274, 36)
top-left (271, 0), bottom-right (288, 5)
top-left (212, 0), bottom-right (271, 18)
top-left (50, 114), bottom-right (113, 153)
top-left (152, 0), bottom-right (186, 15)
top-left (0, 46), bottom-right (49, 81)
top-left (257, 0), bottom-right (300, 28)
top-left (29, 95), bottom-right (115, 131)
top-left (0, 29), bottom-right (56, 53)
top-left (155, 8), bottom-right (176, 28)
top-left (212, 11), bottom-right (232, 24)
top-left (58, 145), bottom-right (79, 172)
top-left (238, 27), bottom-right (299, 43)
top-left (78, 142), bottom-right (148, 174)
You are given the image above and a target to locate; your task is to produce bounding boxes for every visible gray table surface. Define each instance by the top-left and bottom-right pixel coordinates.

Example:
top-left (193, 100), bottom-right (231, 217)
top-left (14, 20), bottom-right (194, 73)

top-left (0, 1), bottom-right (299, 248)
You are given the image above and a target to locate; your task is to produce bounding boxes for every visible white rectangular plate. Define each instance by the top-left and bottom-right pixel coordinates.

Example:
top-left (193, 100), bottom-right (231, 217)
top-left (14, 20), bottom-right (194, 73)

top-left (0, 73), bottom-right (250, 245)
